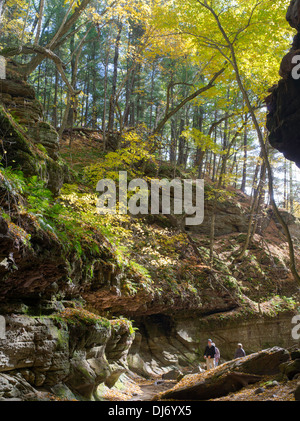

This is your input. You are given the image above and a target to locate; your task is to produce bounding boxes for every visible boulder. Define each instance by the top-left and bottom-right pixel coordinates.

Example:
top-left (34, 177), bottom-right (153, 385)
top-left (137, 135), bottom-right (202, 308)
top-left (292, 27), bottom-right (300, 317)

top-left (162, 369), bottom-right (183, 381)
top-left (189, 198), bottom-right (249, 236)
top-left (290, 349), bottom-right (300, 360)
top-left (280, 359), bottom-right (300, 380)
top-left (254, 387), bottom-right (265, 395)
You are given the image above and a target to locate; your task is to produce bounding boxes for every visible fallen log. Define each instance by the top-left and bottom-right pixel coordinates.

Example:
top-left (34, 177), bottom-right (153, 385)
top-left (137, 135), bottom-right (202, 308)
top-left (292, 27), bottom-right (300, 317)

top-left (154, 371), bottom-right (262, 401)
top-left (154, 347), bottom-right (290, 401)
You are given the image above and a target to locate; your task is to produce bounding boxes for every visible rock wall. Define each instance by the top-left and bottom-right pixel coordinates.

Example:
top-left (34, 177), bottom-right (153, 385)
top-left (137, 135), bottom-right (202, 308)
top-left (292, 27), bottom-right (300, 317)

top-left (0, 62), bottom-right (70, 194)
top-left (128, 311), bottom-right (298, 378)
top-left (188, 189), bottom-right (250, 236)
top-left (0, 62), bottom-right (59, 159)
top-left (0, 309), bottom-right (134, 400)
top-left (266, 0), bottom-right (300, 166)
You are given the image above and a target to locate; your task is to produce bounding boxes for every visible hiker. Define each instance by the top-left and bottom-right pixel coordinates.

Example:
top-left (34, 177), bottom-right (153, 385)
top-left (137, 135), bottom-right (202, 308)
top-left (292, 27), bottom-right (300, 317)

top-left (204, 339), bottom-right (216, 370)
top-left (212, 342), bottom-right (220, 366)
top-left (234, 343), bottom-right (246, 359)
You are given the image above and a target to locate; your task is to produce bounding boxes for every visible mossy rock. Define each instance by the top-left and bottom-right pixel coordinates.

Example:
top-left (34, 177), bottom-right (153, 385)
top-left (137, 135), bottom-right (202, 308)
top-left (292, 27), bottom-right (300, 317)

top-left (291, 349), bottom-right (300, 360)
top-left (0, 105), bottom-right (71, 195)
top-left (280, 359), bottom-right (300, 380)
top-left (0, 74), bottom-right (35, 98)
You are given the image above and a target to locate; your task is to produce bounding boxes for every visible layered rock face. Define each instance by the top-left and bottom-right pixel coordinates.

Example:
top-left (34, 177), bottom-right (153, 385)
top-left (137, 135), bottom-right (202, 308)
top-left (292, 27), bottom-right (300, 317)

top-left (0, 310), bottom-right (134, 400)
top-left (128, 312), bottom-right (297, 378)
top-left (189, 189), bottom-right (251, 236)
top-left (287, 0), bottom-right (300, 29)
top-left (0, 62), bottom-right (59, 160)
top-left (266, 0), bottom-right (300, 166)
top-left (0, 63), bottom-right (70, 194)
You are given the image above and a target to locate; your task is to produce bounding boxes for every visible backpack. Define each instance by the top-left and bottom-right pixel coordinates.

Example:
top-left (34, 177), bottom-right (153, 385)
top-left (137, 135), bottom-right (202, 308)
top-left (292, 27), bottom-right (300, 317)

top-left (215, 347), bottom-right (220, 360)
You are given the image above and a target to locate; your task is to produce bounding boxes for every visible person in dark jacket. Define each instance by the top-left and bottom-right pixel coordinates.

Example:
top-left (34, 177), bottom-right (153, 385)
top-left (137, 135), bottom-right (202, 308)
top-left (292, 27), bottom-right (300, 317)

top-left (234, 343), bottom-right (246, 359)
top-left (204, 339), bottom-right (216, 370)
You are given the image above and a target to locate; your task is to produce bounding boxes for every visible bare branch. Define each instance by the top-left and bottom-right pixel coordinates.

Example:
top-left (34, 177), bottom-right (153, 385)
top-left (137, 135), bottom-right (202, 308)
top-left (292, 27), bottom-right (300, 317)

top-left (153, 67), bottom-right (226, 135)
top-left (1, 44), bottom-right (78, 95)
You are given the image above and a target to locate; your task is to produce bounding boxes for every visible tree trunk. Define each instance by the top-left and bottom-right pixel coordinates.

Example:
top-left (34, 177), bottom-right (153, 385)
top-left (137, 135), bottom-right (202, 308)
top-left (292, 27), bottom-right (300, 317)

top-left (289, 161), bottom-right (294, 214)
top-left (177, 117), bottom-right (186, 166)
top-left (52, 66), bottom-right (59, 128)
top-left (91, 41), bottom-right (98, 129)
top-left (108, 22), bottom-right (123, 134)
top-left (0, 0), bottom-right (6, 19)
top-left (241, 115), bottom-right (249, 193)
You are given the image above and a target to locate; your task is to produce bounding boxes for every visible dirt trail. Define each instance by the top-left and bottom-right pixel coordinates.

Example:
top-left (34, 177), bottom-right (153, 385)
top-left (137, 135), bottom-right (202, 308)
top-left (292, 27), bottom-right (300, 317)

top-left (130, 380), bottom-right (177, 401)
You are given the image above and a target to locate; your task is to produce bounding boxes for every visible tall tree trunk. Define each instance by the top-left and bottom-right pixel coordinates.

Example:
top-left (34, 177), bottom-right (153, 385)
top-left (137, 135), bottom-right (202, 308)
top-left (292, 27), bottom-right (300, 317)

top-left (52, 66), bottom-right (59, 128)
top-left (91, 41), bottom-right (98, 129)
top-left (43, 60), bottom-right (48, 116)
top-left (149, 62), bottom-right (156, 131)
top-left (289, 161), bottom-right (294, 214)
top-left (170, 117), bottom-right (177, 164)
top-left (284, 159), bottom-right (288, 209)
top-left (102, 39), bottom-right (110, 150)
top-left (177, 117), bottom-right (186, 166)
top-left (34, 0), bottom-right (45, 45)
top-left (84, 69), bottom-right (90, 126)
top-left (67, 28), bottom-right (76, 129)
top-left (194, 105), bottom-right (205, 177)
top-left (135, 63), bottom-right (143, 124)
top-left (241, 115), bottom-right (249, 193)
top-left (108, 22), bottom-right (123, 134)
top-left (169, 75), bottom-right (177, 164)
top-left (236, 159), bottom-right (266, 260)
top-left (0, 0), bottom-right (6, 19)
